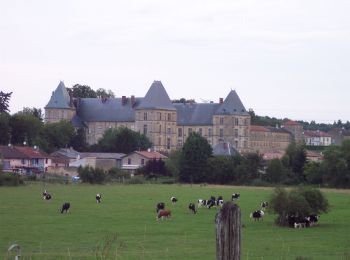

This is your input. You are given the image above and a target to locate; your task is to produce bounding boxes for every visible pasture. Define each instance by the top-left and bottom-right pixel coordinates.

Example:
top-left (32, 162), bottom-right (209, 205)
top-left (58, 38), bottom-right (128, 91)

top-left (0, 183), bottom-right (349, 259)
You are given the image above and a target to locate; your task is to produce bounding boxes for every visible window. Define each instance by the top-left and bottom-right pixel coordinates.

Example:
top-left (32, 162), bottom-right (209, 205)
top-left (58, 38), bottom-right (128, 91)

top-left (167, 113), bottom-right (171, 121)
top-left (199, 128), bottom-right (202, 135)
top-left (219, 128), bottom-right (223, 137)
top-left (167, 138), bottom-right (171, 149)
top-left (208, 128), bottom-right (212, 137)
top-left (235, 140), bottom-right (238, 147)
top-left (143, 124), bottom-right (147, 135)
top-left (234, 118), bottom-right (239, 126)
top-left (167, 128), bottom-right (171, 134)
top-left (158, 112), bottom-right (162, 120)
top-left (220, 117), bottom-right (224, 125)
top-left (235, 129), bottom-right (238, 138)
top-left (128, 158), bottom-right (131, 165)
top-left (45, 158), bottom-right (48, 164)
top-left (188, 128), bottom-right (192, 135)
top-left (177, 139), bottom-right (183, 147)
top-left (144, 112), bottom-right (147, 120)
top-left (141, 159), bottom-right (145, 165)
top-left (159, 137), bottom-right (162, 145)
top-left (178, 128), bottom-right (182, 137)
top-left (159, 125), bottom-right (162, 133)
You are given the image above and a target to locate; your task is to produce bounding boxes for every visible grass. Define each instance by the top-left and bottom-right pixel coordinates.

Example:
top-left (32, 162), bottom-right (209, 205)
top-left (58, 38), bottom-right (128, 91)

top-left (0, 183), bottom-right (349, 259)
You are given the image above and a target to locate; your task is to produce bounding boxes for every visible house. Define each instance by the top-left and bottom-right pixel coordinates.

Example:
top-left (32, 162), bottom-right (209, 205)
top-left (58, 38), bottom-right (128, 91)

top-left (45, 81), bottom-right (251, 153)
top-left (121, 151), bottom-right (168, 172)
top-left (327, 128), bottom-right (350, 145)
top-left (0, 145), bottom-right (51, 173)
top-left (303, 130), bottom-right (332, 146)
top-left (306, 150), bottom-right (323, 162)
top-left (250, 125), bottom-right (291, 153)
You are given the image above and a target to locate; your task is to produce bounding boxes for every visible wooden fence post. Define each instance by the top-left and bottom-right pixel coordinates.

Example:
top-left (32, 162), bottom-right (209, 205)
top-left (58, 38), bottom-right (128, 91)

top-left (215, 202), bottom-right (241, 260)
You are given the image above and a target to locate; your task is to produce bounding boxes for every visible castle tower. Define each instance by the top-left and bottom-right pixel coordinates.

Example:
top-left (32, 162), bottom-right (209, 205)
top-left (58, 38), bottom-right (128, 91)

top-left (135, 81), bottom-right (177, 151)
top-left (45, 81), bottom-right (76, 123)
top-left (213, 90), bottom-right (250, 152)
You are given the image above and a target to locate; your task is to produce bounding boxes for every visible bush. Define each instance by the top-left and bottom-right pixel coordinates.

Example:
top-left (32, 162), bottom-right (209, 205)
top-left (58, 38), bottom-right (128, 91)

top-left (269, 187), bottom-right (329, 226)
top-left (78, 166), bottom-right (107, 184)
top-left (0, 172), bottom-right (24, 186)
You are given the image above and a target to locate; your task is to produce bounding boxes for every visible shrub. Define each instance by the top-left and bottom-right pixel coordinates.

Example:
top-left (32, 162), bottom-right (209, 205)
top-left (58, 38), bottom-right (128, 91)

top-left (0, 172), bottom-right (24, 186)
top-left (269, 187), bottom-right (329, 226)
top-left (78, 166), bottom-right (107, 184)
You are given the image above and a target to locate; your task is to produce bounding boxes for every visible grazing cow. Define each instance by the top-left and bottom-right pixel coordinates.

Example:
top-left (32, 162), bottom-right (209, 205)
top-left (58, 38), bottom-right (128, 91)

top-left (288, 215), bottom-right (310, 228)
top-left (156, 209), bottom-right (171, 221)
top-left (170, 196), bottom-right (178, 204)
top-left (156, 202), bottom-right (165, 213)
top-left (217, 199), bottom-right (224, 207)
top-left (43, 190), bottom-right (48, 199)
top-left (261, 201), bottom-right (268, 210)
top-left (44, 194), bottom-right (52, 200)
top-left (250, 210), bottom-right (264, 221)
top-left (188, 203), bottom-right (197, 214)
top-left (232, 193), bottom-right (240, 200)
top-left (197, 199), bottom-right (207, 208)
top-left (307, 215), bottom-right (319, 226)
top-left (61, 202), bottom-right (70, 214)
top-left (96, 193), bottom-right (102, 203)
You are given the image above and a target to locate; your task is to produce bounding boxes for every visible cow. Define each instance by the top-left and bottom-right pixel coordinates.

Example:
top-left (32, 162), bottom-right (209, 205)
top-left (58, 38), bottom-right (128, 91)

top-left (250, 210), bottom-right (264, 221)
top-left (156, 202), bottom-right (165, 213)
top-left (188, 203), bottom-right (196, 214)
top-left (232, 193), bottom-right (240, 200)
top-left (288, 215), bottom-right (310, 228)
top-left (170, 196), bottom-right (178, 204)
top-left (61, 202), bottom-right (70, 214)
top-left (156, 209), bottom-right (171, 221)
top-left (198, 199), bottom-right (207, 208)
top-left (96, 193), bottom-right (102, 203)
top-left (261, 201), bottom-right (268, 210)
top-left (44, 194), bottom-right (52, 200)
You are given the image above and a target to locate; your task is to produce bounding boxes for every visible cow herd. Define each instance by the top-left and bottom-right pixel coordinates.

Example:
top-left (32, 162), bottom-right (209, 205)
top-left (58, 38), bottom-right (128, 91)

top-left (42, 189), bottom-right (320, 228)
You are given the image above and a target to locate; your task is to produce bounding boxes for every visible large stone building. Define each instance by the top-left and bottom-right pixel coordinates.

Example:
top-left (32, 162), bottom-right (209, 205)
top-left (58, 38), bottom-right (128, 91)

top-left (45, 81), bottom-right (251, 153)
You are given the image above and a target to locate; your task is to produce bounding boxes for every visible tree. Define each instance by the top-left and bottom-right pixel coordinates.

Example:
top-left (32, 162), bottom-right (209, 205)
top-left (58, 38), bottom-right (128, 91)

top-left (96, 88), bottom-right (115, 98)
top-left (269, 187), bottom-right (329, 226)
top-left (70, 128), bottom-right (88, 151)
top-left (0, 113), bottom-right (11, 145)
top-left (165, 150), bottom-right (182, 180)
top-left (179, 132), bottom-right (212, 183)
top-left (283, 141), bottom-right (307, 182)
top-left (69, 84), bottom-right (97, 98)
top-left (96, 127), bottom-right (151, 153)
top-left (9, 113), bottom-right (43, 146)
top-left (266, 158), bottom-right (286, 183)
top-left (0, 91), bottom-right (12, 113)
top-left (41, 120), bottom-right (75, 153)
top-left (140, 159), bottom-right (168, 178)
top-left (20, 107), bottom-right (44, 121)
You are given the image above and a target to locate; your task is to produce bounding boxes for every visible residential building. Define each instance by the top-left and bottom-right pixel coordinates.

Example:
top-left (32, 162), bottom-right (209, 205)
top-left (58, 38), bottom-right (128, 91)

top-left (327, 128), bottom-right (350, 145)
top-left (45, 81), bottom-right (251, 153)
top-left (121, 151), bottom-right (168, 172)
top-left (303, 130), bottom-right (332, 146)
top-left (0, 145), bottom-right (51, 173)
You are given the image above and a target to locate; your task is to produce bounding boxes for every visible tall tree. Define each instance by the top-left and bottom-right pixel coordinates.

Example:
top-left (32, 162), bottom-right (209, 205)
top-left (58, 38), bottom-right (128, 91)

top-left (9, 113), bottom-right (43, 146)
top-left (96, 88), bottom-right (115, 98)
top-left (97, 127), bottom-right (151, 153)
top-left (283, 141), bottom-right (307, 182)
top-left (41, 120), bottom-right (75, 152)
top-left (69, 84), bottom-right (97, 98)
top-left (20, 107), bottom-right (44, 121)
top-left (0, 113), bottom-right (11, 145)
top-left (0, 91), bottom-right (12, 113)
top-left (179, 132), bottom-right (212, 183)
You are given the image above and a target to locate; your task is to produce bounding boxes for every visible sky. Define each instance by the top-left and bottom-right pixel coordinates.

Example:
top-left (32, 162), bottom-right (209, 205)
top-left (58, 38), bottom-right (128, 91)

top-left (1, 0), bottom-right (349, 123)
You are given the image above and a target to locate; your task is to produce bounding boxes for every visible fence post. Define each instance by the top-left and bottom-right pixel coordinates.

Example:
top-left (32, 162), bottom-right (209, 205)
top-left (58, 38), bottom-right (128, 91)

top-left (215, 202), bottom-right (241, 260)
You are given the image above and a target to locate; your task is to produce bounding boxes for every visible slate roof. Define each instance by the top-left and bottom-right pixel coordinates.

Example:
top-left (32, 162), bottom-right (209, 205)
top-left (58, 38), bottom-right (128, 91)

top-left (80, 152), bottom-right (125, 160)
top-left (76, 97), bottom-right (142, 122)
top-left (131, 151), bottom-right (168, 159)
top-left (137, 81), bottom-right (176, 110)
top-left (45, 81), bottom-right (72, 109)
top-left (215, 90), bottom-right (249, 116)
top-left (174, 103), bottom-right (219, 125)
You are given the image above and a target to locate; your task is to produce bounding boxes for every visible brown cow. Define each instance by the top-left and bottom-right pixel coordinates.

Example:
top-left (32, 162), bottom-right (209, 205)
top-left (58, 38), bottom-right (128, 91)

top-left (156, 209), bottom-right (171, 221)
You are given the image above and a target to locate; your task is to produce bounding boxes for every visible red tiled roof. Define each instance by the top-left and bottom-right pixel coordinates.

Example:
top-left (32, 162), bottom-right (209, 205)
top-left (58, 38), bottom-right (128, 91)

top-left (0, 145), bottom-right (49, 159)
top-left (250, 125), bottom-right (269, 132)
top-left (135, 151), bottom-right (168, 159)
top-left (284, 120), bottom-right (301, 126)
top-left (303, 130), bottom-right (330, 138)
top-left (306, 150), bottom-right (323, 158)
top-left (262, 151), bottom-right (284, 160)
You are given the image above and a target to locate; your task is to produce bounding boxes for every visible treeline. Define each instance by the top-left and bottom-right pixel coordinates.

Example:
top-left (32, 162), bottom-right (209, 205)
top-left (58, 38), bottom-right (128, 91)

top-left (249, 109), bottom-right (350, 131)
top-left (167, 133), bottom-right (350, 188)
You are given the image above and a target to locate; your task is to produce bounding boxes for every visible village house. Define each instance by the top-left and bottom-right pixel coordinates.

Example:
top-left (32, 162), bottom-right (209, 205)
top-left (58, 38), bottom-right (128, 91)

top-left (303, 130), bottom-right (332, 146)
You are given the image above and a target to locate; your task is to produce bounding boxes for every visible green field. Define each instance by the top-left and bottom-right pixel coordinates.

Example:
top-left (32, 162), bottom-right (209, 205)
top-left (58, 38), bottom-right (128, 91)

top-left (1, 183), bottom-right (349, 259)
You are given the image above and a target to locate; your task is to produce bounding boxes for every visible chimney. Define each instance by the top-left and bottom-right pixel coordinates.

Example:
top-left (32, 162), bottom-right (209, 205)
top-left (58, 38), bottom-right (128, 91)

top-left (219, 98), bottom-right (223, 104)
top-left (122, 96), bottom-right (127, 105)
top-left (131, 95), bottom-right (136, 107)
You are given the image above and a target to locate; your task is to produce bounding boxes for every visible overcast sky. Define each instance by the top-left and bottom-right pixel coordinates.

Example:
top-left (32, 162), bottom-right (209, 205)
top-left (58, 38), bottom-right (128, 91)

top-left (1, 0), bottom-right (349, 123)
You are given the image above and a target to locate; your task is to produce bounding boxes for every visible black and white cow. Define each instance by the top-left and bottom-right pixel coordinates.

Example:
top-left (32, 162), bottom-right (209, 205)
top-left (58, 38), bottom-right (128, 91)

top-left (198, 198), bottom-right (215, 209)
top-left (250, 210), bottom-right (264, 221)
top-left (61, 202), bottom-right (70, 214)
top-left (96, 193), bottom-right (102, 203)
top-left (261, 201), bottom-right (268, 210)
top-left (156, 202), bottom-right (165, 213)
top-left (43, 190), bottom-right (52, 200)
top-left (170, 196), bottom-right (178, 204)
top-left (232, 193), bottom-right (240, 200)
top-left (288, 215), bottom-right (310, 228)
top-left (188, 203), bottom-right (197, 214)
top-left (307, 215), bottom-right (319, 226)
